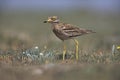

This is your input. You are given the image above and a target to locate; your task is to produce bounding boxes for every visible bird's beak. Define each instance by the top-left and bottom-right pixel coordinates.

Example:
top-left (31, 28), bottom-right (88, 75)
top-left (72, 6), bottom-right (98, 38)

top-left (43, 21), bottom-right (47, 23)
top-left (43, 19), bottom-right (52, 23)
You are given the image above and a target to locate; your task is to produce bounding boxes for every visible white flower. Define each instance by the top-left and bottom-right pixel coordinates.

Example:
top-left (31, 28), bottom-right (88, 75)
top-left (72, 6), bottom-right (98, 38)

top-left (39, 53), bottom-right (43, 56)
top-left (35, 46), bottom-right (39, 49)
top-left (23, 52), bottom-right (25, 54)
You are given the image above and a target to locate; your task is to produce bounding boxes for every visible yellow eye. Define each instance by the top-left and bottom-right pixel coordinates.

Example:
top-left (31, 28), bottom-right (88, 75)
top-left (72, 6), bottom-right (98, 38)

top-left (52, 16), bottom-right (57, 18)
top-left (51, 16), bottom-right (57, 20)
top-left (51, 18), bottom-right (56, 20)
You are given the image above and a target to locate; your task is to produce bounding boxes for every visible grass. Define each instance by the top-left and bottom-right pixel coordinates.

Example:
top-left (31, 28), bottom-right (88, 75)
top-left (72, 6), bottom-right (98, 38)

top-left (0, 45), bottom-right (120, 65)
top-left (0, 63), bottom-right (120, 80)
top-left (0, 46), bottom-right (120, 80)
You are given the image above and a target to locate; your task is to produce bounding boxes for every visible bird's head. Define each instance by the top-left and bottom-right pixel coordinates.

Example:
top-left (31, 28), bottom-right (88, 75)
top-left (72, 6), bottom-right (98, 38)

top-left (44, 16), bottom-right (59, 23)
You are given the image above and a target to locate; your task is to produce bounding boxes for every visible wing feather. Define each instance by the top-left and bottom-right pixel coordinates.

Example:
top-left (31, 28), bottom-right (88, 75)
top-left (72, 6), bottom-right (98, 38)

top-left (60, 23), bottom-right (86, 37)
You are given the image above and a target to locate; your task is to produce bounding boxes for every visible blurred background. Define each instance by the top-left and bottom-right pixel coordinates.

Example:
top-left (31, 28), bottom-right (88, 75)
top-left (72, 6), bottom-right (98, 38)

top-left (0, 0), bottom-right (120, 51)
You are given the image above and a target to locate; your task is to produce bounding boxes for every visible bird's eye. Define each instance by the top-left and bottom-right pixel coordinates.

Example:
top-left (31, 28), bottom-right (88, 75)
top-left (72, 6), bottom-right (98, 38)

top-left (51, 18), bottom-right (56, 21)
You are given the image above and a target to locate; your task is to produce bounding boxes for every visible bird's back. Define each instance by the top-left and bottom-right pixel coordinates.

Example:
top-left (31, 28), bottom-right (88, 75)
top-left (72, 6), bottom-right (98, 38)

top-left (52, 22), bottom-right (95, 41)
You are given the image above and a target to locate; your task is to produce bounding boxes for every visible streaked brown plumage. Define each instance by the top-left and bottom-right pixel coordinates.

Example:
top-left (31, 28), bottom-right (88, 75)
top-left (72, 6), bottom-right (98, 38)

top-left (53, 23), bottom-right (95, 41)
top-left (44, 16), bottom-right (95, 60)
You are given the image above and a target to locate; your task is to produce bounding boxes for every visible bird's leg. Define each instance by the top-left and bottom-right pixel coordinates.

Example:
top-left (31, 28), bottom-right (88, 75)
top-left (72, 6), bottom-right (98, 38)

top-left (63, 41), bottom-right (66, 60)
top-left (73, 39), bottom-right (79, 60)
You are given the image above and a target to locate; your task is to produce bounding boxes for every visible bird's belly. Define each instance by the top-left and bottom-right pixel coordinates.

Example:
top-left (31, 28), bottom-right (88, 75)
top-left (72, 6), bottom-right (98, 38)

top-left (53, 29), bottom-right (70, 41)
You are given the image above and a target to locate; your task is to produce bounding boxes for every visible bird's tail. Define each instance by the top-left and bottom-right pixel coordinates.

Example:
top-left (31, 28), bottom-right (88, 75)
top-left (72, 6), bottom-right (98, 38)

top-left (85, 29), bottom-right (96, 34)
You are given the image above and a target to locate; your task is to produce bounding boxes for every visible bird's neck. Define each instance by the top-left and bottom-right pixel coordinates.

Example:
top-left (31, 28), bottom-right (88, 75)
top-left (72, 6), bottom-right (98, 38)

top-left (51, 22), bottom-right (59, 25)
top-left (51, 22), bottom-right (59, 29)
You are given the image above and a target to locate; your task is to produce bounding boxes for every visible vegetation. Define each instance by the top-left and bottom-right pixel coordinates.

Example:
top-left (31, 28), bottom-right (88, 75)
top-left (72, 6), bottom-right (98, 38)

top-left (0, 45), bottom-right (120, 65)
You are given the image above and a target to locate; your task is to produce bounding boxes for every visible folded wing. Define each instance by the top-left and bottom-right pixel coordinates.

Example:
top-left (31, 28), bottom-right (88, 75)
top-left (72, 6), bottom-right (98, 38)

top-left (60, 23), bottom-right (95, 38)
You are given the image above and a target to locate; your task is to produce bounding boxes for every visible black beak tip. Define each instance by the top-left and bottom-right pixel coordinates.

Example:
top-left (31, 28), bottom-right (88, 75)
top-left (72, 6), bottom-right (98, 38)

top-left (43, 21), bottom-right (47, 23)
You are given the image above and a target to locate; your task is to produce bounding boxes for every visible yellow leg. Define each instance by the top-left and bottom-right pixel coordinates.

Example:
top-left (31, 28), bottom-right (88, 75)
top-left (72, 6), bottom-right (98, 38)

top-left (63, 42), bottom-right (66, 60)
top-left (73, 39), bottom-right (79, 60)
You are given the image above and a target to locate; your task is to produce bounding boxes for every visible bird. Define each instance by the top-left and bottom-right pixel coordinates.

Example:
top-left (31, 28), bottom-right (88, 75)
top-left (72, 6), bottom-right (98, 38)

top-left (44, 16), bottom-right (95, 60)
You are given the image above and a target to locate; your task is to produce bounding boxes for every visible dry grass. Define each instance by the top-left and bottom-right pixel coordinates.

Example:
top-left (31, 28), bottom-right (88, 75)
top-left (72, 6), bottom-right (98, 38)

top-left (0, 62), bottom-right (120, 80)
